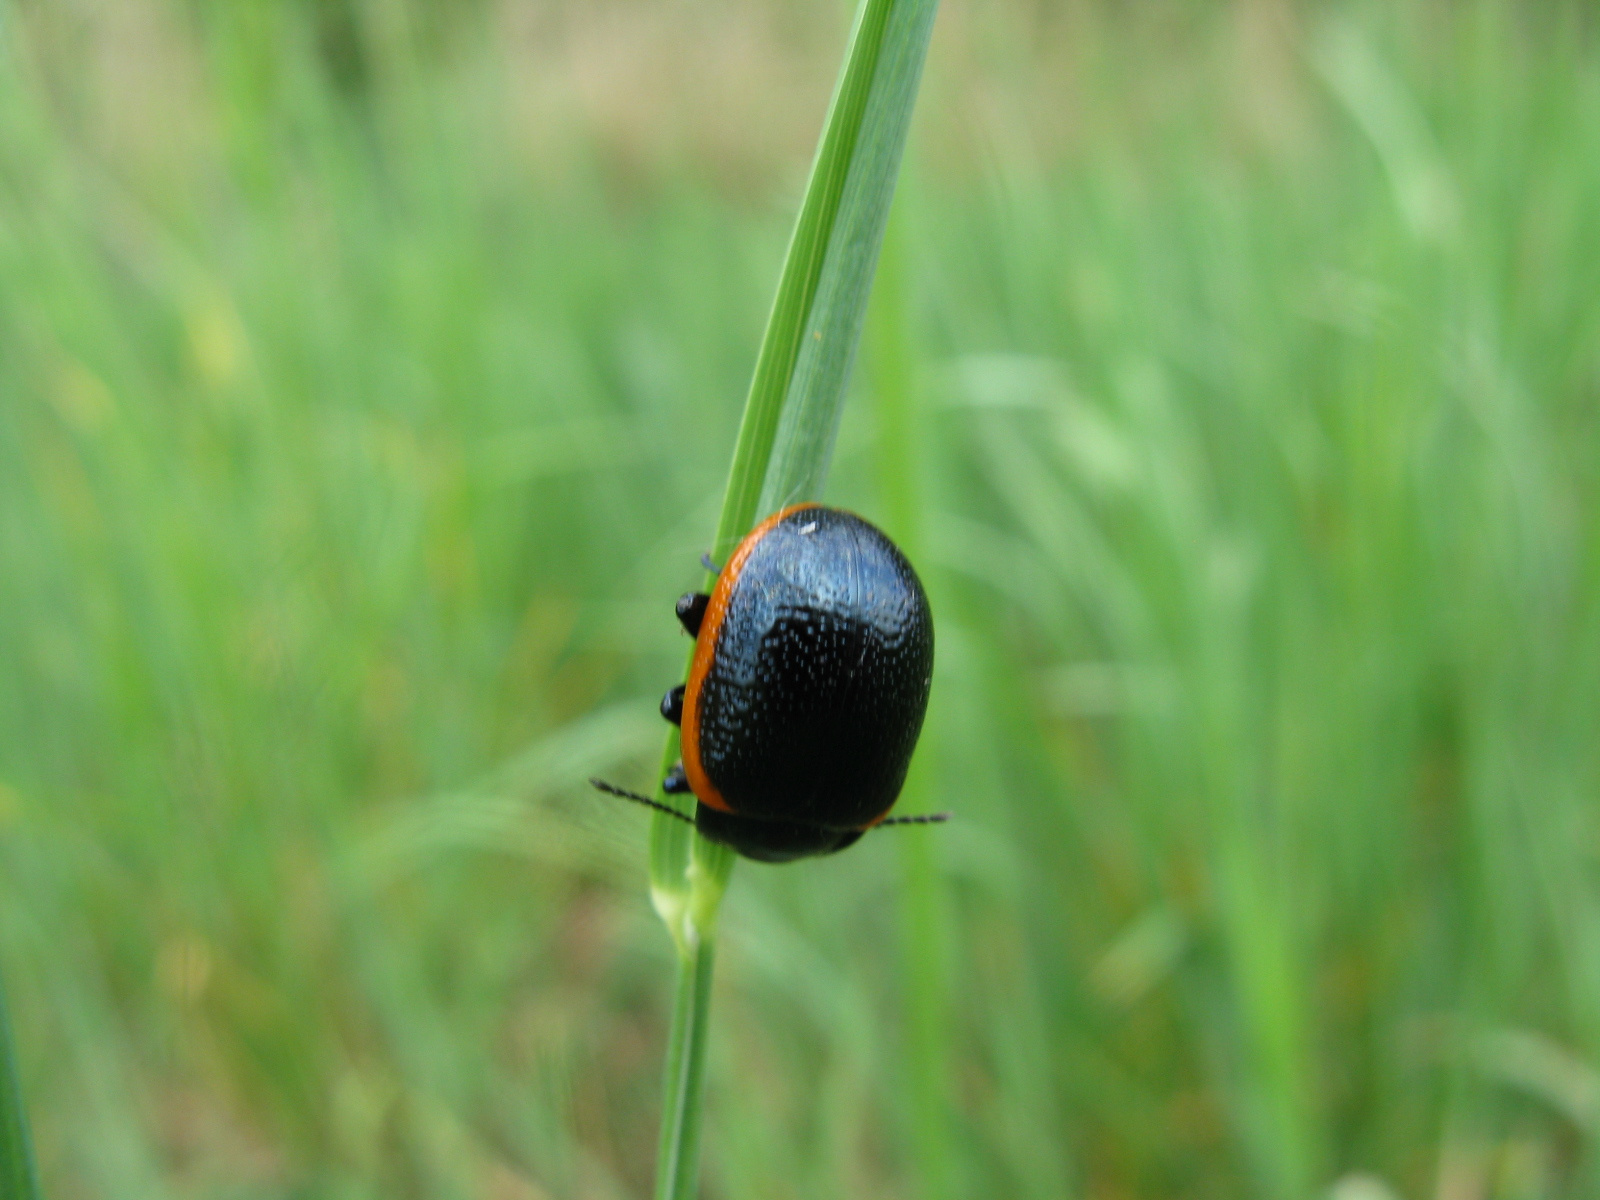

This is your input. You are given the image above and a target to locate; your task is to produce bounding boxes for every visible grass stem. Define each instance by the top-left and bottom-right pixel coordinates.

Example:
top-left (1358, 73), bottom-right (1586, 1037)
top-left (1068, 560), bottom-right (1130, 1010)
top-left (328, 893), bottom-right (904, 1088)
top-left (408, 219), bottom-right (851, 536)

top-left (0, 967), bottom-right (41, 1200)
top-left (645, 0), bottom-right (937, 1192)
top-left (654, 940), bottom-right (716, 1200)
top-left (869, 216), bottom-right (955, 1199)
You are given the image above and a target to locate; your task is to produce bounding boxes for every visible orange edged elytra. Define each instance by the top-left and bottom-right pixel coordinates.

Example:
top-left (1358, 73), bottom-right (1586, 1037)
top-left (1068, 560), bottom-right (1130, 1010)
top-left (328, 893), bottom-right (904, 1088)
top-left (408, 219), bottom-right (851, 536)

top-left (594, 504), bottom-right (943, 862)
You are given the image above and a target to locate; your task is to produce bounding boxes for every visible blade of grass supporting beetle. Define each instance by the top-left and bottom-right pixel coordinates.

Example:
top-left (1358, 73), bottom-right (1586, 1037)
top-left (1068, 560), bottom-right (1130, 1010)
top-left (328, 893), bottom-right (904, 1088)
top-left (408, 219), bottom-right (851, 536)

top-left (645, 0), bottom-right (940, 1197)
top-left (654, 940), bottom-right (716, 1200)
top-left (0, 968), bottom-right (42, 1200)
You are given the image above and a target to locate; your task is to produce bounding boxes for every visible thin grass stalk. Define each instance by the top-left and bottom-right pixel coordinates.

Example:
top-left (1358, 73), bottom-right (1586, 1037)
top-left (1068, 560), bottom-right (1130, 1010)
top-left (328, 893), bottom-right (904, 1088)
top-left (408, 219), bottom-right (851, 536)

top-left (645, 0), bottom-right (939, 1195)
top-left (654, 940), bottom-right (716, 1200)
top-left (868, 216), bottom-right (955, 1199)
top-left (0, 967), bottom-right (42, 1200)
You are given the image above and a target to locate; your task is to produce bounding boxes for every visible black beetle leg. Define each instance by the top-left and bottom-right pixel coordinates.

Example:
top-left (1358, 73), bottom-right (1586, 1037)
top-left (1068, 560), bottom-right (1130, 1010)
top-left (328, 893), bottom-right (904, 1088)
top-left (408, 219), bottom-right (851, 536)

top-left (660, 684), bottom-right (685, 725)
top-left (663, 762), bottom-right (692, 794)
top-left (700, 552), bottom-right (721, 574)
top-left (676, 592), bottom-right (710, 637)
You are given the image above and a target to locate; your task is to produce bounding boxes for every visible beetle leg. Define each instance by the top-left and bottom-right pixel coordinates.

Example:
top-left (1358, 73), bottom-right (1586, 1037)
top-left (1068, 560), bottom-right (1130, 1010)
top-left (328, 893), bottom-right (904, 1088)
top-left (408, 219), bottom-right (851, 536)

top-left (700, 552), bottom-right (721, 574)
top-left (663, 762), bottom-right (692, 794)
top-left (660, 684), bottom-right (685, 725)
top-left (675, 592), bottom-right (710, 637)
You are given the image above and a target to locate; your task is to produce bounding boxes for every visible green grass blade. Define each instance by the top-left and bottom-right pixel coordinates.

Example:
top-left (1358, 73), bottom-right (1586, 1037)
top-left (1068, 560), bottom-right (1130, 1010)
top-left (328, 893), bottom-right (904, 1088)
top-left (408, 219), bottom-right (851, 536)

top-left (0, 968), bottom-right (42, 1200)
top-left (868, 217), bottom-right (959, 1200)
top-left (710, 0), bottom-right (941, 556)
top-left (646, 0), bottom-right (940, 1197)
top-left (650, 0), bottom-right (941, 951)
top-left (654, 940), bottom-right (716, 1200)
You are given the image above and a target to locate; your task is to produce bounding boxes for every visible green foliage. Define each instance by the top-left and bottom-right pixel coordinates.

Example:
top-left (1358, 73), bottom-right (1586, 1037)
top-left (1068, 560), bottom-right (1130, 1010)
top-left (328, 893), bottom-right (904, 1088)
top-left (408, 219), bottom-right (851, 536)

top-left (0, 970), bottom-right (41, 1200)
top-left (4, 1), bottom-right (1600, 1198)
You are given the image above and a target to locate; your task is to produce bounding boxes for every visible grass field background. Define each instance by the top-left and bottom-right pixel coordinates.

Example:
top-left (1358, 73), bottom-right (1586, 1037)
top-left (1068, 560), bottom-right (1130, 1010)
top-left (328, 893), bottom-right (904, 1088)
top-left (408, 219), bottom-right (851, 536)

top-left (5, 0), bottom-right (1600, 1196)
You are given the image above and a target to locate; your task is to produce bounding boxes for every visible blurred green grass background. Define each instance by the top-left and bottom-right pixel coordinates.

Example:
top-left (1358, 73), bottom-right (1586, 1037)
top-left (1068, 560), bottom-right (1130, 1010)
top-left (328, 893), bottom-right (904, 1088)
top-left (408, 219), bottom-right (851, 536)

top-left (4, 0), bottom-right (1600, 1196)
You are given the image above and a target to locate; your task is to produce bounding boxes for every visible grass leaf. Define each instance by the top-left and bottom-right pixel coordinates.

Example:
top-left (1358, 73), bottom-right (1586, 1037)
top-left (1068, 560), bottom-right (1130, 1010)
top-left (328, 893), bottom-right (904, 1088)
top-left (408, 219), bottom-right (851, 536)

top-left (646, 0), bottom-right (939, 1196)
top-left (0, 970), bottom-right (41, 1200)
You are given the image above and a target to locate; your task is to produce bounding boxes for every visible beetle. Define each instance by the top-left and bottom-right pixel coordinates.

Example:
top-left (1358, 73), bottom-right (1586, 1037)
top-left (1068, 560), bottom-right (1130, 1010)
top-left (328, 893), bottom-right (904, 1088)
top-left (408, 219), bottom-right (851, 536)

top-left (593, 503), bottom-right (945, 862)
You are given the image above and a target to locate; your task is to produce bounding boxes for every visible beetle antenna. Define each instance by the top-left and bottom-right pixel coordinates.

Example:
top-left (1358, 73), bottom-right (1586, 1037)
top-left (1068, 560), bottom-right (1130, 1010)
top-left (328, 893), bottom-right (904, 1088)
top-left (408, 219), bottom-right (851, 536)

top-left (876, 812), bottom-right (951, 827)
top-left (589, 778), bottom-right (694, 824)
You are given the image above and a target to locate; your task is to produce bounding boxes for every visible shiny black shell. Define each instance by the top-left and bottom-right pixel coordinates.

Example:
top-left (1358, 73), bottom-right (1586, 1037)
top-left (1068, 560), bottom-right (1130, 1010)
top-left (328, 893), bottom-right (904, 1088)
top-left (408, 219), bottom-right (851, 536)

top-left (681, 505), bottom-right (933, 862)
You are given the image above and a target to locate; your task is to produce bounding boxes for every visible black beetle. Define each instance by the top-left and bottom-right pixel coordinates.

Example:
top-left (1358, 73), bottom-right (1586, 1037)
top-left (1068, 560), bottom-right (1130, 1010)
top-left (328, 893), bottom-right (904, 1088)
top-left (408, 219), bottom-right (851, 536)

top-left (594, 504), bottom-right (944, 862)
